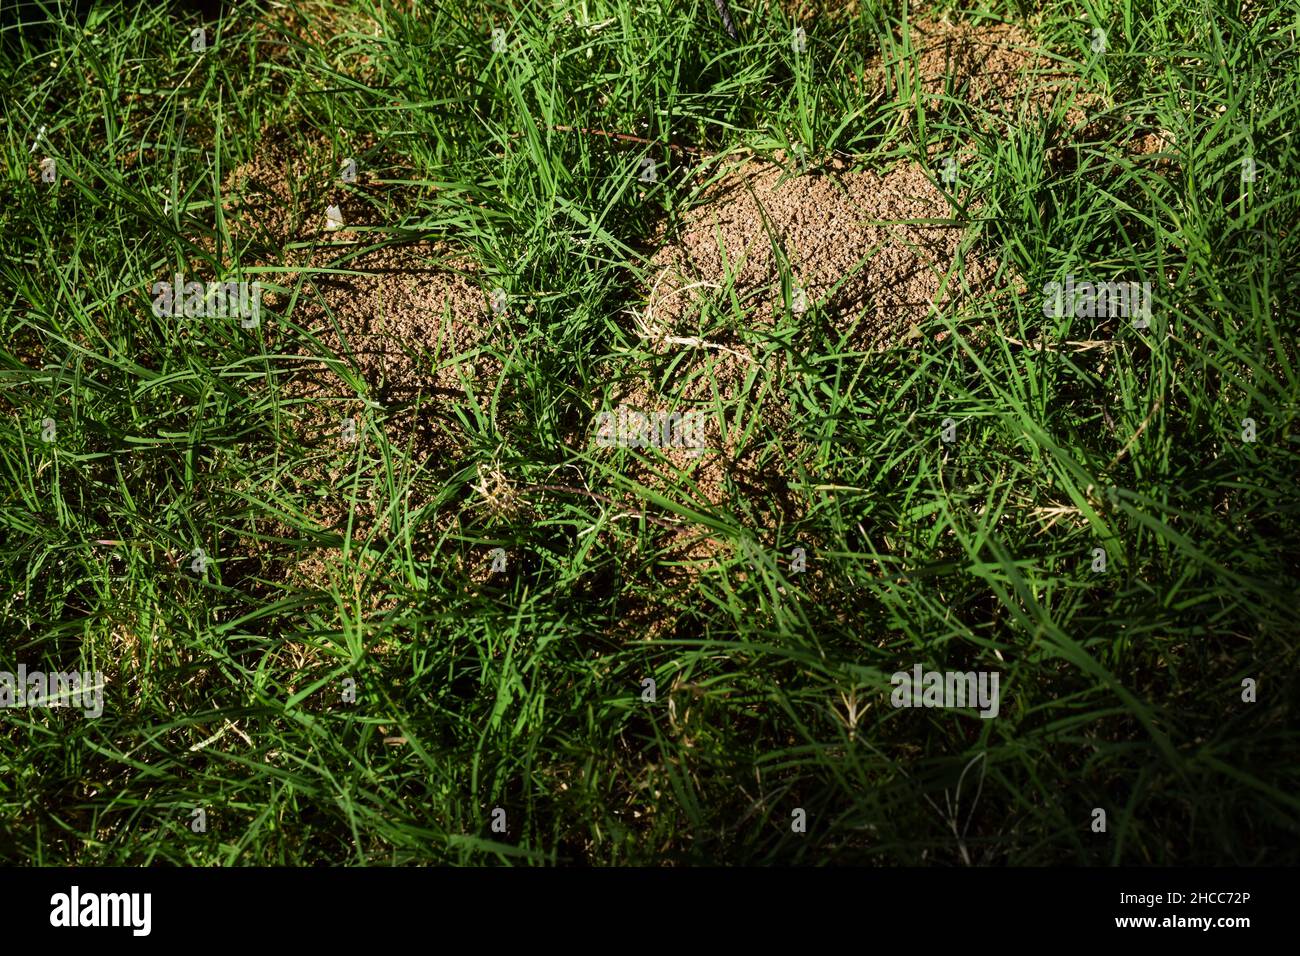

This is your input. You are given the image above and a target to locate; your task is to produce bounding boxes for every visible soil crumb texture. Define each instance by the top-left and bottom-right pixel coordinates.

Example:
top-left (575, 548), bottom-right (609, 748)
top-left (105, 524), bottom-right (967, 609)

top-left (873, 19), bottom-right (1084, 123)
top-left (647, 155), bottom-right (998, 349)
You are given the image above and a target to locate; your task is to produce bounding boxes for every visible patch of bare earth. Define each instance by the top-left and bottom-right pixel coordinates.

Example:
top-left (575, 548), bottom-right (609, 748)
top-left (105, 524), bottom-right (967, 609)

top-left (648, 153), bottom-right (996, 348)
top-left (871, 18), bottom-right (1174, 167)
top-left (867, 19), bottom-right (1089, 128)
top-left (216, 126), bottom-right (506, 604)
top-left (609, 15), bottom-right (1179, 635)
top-left (277, 241), bottom-right (503, 593)
top-left (600, 150), bottom-right (990, 623)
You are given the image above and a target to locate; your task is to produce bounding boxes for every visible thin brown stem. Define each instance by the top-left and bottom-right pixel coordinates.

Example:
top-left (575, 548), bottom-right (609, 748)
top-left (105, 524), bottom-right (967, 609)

top-left (525, 482), bottom-right (686, 530)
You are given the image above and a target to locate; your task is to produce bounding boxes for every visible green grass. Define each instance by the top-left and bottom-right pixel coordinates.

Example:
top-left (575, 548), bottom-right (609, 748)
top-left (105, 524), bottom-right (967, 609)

top-left (1, 0), bottom-right (1297, 865)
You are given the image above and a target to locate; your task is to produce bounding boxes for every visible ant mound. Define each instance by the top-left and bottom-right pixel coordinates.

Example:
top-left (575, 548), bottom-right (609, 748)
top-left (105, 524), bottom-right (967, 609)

top-left (873, 19), bottom-right (1083, 121)
top-left (646, 154), bottom-right (998, 351)
top-left (275, 242), bottom-right (505, 592)
top-left (615, 145), bottom-right (1005, 612)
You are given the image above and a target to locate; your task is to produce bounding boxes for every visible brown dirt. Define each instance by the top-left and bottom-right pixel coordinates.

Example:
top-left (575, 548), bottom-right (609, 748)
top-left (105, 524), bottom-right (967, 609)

top-left (220, 126), bottom-right (384, 253)
top-left (274, 241), bottom-right (505, 592)
top-left (215, 120), bottom-right (506, 598)
top-left (867, 18), bottom-right (1088, 127)
top-left (601, 8), bottom-right (1171, 632)
top-left (647, 153), bottom-right (997, 351)
top-left (874, 17), bottom-right (1175, 171)
top-left (284, 243), bottom-right (498, 448)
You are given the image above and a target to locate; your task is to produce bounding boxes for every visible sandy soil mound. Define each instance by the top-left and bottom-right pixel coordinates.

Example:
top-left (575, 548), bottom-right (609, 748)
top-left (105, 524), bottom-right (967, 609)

top-left (647, 154), bottom-right (997, 349)
top-left (218, 130), bottom-right (505, 593)
top-left (880, 19), bottom-right (1075, 118)
top-left (273, 241), bottom-right (504, 590)
top-left (286, 243), bottom-right (499, 457)
top-left (617, 12), bottom-right (1055, 593)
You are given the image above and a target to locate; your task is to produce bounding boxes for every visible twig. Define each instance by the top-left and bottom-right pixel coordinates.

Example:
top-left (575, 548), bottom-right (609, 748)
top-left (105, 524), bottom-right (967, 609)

top-left (1106, 396), bottom-right (1162, 470)
top-left (549, 125), bottom-right (712, 157)
top-left (525, 483), bottom-right (688, 531)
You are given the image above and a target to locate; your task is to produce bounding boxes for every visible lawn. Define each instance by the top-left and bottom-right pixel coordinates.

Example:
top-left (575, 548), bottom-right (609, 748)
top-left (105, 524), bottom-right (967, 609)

top-left (1, 0), bottom-right (1297, 865)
